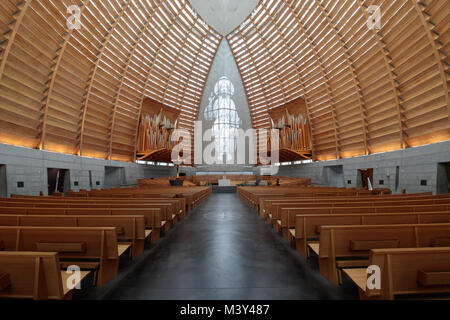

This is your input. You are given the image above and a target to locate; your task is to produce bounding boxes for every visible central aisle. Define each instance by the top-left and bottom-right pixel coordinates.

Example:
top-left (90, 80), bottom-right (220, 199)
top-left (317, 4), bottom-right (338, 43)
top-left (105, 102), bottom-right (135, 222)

top-left (99, 193), bottom-right (357, 300)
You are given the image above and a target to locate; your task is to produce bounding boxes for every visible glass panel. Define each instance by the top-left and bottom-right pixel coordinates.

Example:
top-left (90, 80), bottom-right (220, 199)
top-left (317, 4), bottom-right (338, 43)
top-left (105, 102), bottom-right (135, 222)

top-left (204, 76), bottom-right (242, 162)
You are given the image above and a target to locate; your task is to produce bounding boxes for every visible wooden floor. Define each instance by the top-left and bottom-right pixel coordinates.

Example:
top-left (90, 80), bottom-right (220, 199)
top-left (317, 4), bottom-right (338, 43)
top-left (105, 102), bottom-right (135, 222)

top-left (75, 193), bottom-right (358, 300)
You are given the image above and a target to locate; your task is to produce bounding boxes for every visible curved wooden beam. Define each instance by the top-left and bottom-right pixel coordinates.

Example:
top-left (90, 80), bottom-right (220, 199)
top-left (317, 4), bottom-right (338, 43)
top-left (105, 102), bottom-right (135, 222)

top-left (230, 16), bottom-right (276, 130)
top-left (357, 0), bottom-right (408, 150)
top-left (137, 148), bottom-right (168, 161)
top-left (411, 0), bottom-right (450, 125)
top-left (314, 0), bottom-right (369, 155)
top-left (0, 0), bottom-right (32, 82)
top-left (159, 4), bottom-right (198, 156)
top-left (256, 0), bottom-right (317, 159)
top-left (132, 0), bottom-right (189, 160)
top-left (108, 0), bottom-right (163, 160)
top-left (160, 14), bottom-right (197, 107)
top-left (280, 148), bottom-right (312, 161)
top-left (193, 34), bottom-right (222, 122)
top-left (37, 0), bottom-right (91, 151)
top-left (234, 27), bottom-right (270, 128)
top-left (173, 3), bottom-right (222, 131)
top-left (248, 8), bottom-right (288, 108)
top-left (285, 0), bottom-right (340, 159)
top-left (76, 0), bottom-right (133, 156)
top-left (176, 28), bottom-right (215, 127)
top-left (177, 29), bottom-right (220, 163)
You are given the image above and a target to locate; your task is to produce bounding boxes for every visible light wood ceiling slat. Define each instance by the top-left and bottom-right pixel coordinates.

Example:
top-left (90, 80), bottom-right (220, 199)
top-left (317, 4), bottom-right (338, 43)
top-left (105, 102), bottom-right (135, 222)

top-left (0, 0), bottom-right (447, 161)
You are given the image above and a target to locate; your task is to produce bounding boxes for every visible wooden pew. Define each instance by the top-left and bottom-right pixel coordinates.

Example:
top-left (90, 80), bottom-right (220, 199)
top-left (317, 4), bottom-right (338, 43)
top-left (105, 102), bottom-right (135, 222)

top-left (0, 252), bottom-right (90, 300)
top-left (5, 196), bottom-right (186, 219)
top-left (0, 207), bottom-right (163, 242)
top-left (271, 203), bottom-right (450, 233)
top-left (315, 223), bottom-right (450, 285)
top-left (3, 197), bottom-right (183, 222)
top-left (277, 200), bottom-right (450, 235)
top-left (2, 201), bottom-right (176, 229)
top-left (0, 215), bottom-right (149, 259)
top-left (186, 175), bottom-right (311, 188)
top-left (291, 212), bottom-right (450, 256)
top-left (265, 192), bottom-right (448, 210)
top-left (237, 186), bottom-right (387, 209)
top-left (266, 194), bottom-right (450, 221)
top-left (343, 247), bottom-right (450, 300)
top-left (65, 186), bottom-right (212, 211)
top-left (0, 226), bottom-right (122, 287)
top-left (258, 192), bottom-right (436, 216)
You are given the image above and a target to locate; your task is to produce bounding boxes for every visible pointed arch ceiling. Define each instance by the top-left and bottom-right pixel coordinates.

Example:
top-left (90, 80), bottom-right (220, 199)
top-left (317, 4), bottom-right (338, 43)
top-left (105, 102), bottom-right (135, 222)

top-left (189, 0), bottom-right (259, 35)
top-left (0, 0), bottom-right (222, 161)
top-left (227, 0), bottom-right (450, 160)
top-left (0, 0), bottom-right (448, 163)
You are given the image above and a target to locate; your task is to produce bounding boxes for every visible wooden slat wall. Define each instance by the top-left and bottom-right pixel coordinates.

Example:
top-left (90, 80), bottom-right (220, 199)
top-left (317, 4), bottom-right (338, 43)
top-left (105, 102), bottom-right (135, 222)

top-left (0, 0), bottom-right (221, 161)
top-left (227, 0), bottom-right (450, 161)
top-left (0, 0), bottom-right (447, 163)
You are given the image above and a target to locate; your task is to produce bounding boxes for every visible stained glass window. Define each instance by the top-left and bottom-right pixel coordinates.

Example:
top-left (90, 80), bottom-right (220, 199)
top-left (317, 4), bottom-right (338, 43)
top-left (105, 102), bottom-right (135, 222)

top-left (204, 76), bottom-right (242, 162)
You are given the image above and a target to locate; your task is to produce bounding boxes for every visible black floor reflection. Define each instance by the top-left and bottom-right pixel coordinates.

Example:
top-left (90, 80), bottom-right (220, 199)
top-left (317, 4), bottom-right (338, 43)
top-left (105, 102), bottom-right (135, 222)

top-left (74, 193), bottom-right (358, 300)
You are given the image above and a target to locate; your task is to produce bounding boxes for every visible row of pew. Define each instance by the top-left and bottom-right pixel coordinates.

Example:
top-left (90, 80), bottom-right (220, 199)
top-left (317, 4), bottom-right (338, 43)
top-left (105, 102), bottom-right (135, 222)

top-left (138, 176), bottom-right (312, 187)
top-left (238, 186), bottom-right (450, 300)
top-left (65, 186), bottom-right (211, 211)
top-left (238, 186), bottom-right (393, 210)
top-left (0, 186), bottom-right (212, 299)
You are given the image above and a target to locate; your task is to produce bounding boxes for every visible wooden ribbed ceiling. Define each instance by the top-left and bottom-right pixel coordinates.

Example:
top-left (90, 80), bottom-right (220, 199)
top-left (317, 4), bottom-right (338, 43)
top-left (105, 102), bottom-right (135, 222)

top-left (0, 0), bottom-right (448, 162)
top-left (227, 0), bottom-right (449, 160)
top-left (0, 0), bottom-right (221, 161)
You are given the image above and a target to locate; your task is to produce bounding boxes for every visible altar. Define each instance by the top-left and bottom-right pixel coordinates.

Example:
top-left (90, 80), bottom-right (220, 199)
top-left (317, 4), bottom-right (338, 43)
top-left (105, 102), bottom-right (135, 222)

top-left (213, 177), bottom-right (235, 193)
top-left (218, 177), bottom-right (231, 187)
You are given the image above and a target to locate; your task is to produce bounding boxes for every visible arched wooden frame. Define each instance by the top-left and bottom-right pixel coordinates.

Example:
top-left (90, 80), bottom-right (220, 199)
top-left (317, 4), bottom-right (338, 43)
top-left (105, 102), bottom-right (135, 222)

top-left (227, 0), bottom-right (450, 160)
top-left (0, 0), bottom-right (447, 162)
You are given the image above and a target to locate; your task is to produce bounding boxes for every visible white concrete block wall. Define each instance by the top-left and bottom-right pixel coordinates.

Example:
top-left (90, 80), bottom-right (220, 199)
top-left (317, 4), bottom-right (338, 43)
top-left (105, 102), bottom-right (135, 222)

top-left (142, 166), bottom-right (176, 179)
top-left (179, 166), bottom-right (197, 176)
top-left (276, 141), bottom-right (450, 194)
top-left (0, 144), bottom-right (175, 197)
top-left (2, 140), bottom-right (450, 196)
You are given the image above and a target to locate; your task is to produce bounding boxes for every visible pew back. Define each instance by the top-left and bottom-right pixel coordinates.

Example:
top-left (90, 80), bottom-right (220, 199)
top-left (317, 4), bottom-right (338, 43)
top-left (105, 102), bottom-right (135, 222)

top-left (0, 207), bottom-right (162, 229)
top-left (0, 252), bottom-right (65, 300)
top-left (0, 226), bottom-right (119, 286)
top-left (260, 193), bottom-right (443, 216)
top-left (353, 248), bottom-right (450, 299)
top-left (0, 226), bottom-right (118, 259)
top-left (278, 204), bottom-right (450, 226)
top-left (319, 223), bottom-right (450, 260)
top-left (0, 215), bottom-right (147, 258)
top-left (318, 223), bottom-right (450, 285)
top-left (294, 212), bottom-right (450, 256)
top-left (271, 198), bottom-right (450, 222)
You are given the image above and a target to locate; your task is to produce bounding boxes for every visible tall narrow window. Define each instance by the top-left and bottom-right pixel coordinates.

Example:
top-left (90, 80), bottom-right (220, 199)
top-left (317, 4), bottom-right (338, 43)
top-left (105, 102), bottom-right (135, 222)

top-left (204, 76), bottom-right (241, 163)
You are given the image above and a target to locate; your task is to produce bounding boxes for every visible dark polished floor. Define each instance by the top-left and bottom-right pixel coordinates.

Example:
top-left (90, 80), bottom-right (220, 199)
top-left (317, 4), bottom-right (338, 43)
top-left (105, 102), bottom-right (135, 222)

top-left (75, 193), bottom-right (358, 300)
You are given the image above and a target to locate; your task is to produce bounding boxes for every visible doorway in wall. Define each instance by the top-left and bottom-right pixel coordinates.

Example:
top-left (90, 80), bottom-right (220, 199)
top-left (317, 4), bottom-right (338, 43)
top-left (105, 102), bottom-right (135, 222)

top-left (89, 170), bottom-right (93, 189)
top-left (437, 162), bottom-right (450, 194)
top-left (325, 165), bottom-right (344, 187)
top-left (395, 166), bottom-right (400, 192)
top-left (0, 165), bottom-right (6, 197)
top-left (358, 168), bottom-right (374, 190)
top-left (104, 166), bottom-right (125, 188)
top-left (47, 168), bottom-right (70, 195)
